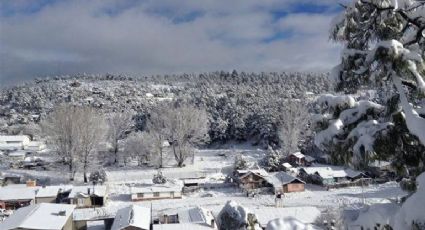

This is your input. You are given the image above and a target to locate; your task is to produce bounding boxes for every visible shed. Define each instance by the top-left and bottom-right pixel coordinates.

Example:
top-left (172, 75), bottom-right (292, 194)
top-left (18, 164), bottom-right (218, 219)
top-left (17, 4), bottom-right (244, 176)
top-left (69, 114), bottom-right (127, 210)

top-left (111, 205), bottom-right (151, 230)
top-left (237, 170), bottom-right (271, 190)
top-left (68, 185), bottom-right (107, 208)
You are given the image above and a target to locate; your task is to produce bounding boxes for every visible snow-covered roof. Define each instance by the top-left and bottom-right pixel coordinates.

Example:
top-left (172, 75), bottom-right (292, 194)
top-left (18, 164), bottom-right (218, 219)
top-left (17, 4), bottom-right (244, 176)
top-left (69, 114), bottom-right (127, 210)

top-left (300, 165), bottom-right (365, 179)
top-left (282, 162), bottom-right (292, 168)
top-left (266, 217), bottom-right (321, 230)
top-left (368, 160), bottom-right (392, 168)
top-left (0, 135), bottom-right (30, 142)
top-left (237, 169), bottom-right (269, 178)
top-left (253, 206), bottom-right (321, 227)
top-left (177, 207), bottom-right (214, 225)
top-left (153, 223), bottom-right (213, 230)
top-left (266, 172), bottom-right (305, 188)
top-left (290, 152), bottom-right (305, 159)
top-left (0, 203), bottom-right (75, 230)
top-left (26, 141), bottom-right (46, 148)
top-left (36, 185), bottom-right (72, 198)
top-left (68, 185), bottom-right (107, 198)
top-left (183, 178), bottom-right (207, 184)
top-left (8, 151), bottom-right (27, 157)
top-left (0, 186), bottom-right (39, 200)
top-left (130, 181), bottom-right (183, 194)
top-left (111, 205), bottom-right (151, 230)
top-left (304, 155), bottom-right (316, 162)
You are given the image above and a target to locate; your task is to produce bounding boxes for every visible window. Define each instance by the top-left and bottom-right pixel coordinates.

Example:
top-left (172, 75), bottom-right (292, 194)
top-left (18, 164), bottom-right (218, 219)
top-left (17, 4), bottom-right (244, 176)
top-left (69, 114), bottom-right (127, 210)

top-left (137, 193), bottom-right (144, 198)
top-left (153, 192), bottom-right (160, 197)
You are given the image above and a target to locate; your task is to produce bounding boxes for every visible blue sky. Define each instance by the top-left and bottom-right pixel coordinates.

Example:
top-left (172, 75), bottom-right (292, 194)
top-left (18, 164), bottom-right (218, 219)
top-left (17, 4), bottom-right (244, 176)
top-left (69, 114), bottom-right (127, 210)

top-left (0, 0), bottom-right (345, 86)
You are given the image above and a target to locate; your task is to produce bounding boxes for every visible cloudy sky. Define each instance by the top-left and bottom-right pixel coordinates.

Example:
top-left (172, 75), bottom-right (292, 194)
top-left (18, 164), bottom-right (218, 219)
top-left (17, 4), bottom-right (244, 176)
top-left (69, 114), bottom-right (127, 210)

top-left (0, 0), bottom-right (346, 86)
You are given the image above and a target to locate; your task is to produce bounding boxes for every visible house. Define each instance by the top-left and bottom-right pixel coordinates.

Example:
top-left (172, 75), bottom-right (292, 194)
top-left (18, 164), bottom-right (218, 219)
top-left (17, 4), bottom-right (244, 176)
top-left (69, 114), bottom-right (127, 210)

top-left (24, 141), bottom-right (46, 152)
top-left (252, 206), bottom-right (321, 229)
top-left (0, 184), bottom-right (39, 210)
top-left (153, 207), bottom-right (216, 229)
top-left (7, 151), bottom-right (27, 161)
top-left (367, 161), bottom-right (395, 178)
top-left (235, 169), bottom-right (272, 191)
top-left (288, 152), bottom-right (316, 166)
top-left (0, 135), bottom-right (31, 150)
top-left (299, 165), bottom-right (370, 188)
top-left (0, 203), bottom-right (76, 230)
top-left (111, 205), bottom-right (151, 230)
top-left (68, 185), bottom-right (107, 208)
top-left (130, 181), bottom-right (183, 201)
top-left (266, 172), bottom-right (305, 194)
top-left (35, 185), bottom-right (72, 204)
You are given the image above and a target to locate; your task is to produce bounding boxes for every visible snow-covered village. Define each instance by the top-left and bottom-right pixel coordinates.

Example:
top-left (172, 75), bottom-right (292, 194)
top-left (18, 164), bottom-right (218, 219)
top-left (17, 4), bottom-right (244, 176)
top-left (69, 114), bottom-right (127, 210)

top-left (1, 0), bottom-right (425, 230)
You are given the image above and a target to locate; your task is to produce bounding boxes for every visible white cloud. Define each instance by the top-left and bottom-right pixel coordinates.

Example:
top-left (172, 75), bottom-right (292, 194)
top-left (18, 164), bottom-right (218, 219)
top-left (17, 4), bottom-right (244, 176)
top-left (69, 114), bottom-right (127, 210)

top-left (0, 0), bottom-right (342, 85)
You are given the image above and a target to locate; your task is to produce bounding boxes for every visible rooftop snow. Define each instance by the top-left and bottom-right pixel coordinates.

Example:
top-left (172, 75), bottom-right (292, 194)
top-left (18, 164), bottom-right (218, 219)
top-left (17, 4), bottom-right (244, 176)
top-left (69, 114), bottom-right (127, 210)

top-left (266, 172), bottom-right (305, 188)
top-left (0, 135), bottom-right (30, 142)
top-left (253, 206), bottom-right (321, 226)
top-left (0, 186), bottom-right (39, 200)
top-left (111, 205), bottom-right (151, 230)
top-left (300, 165), bottom-right (365, 179)
top-left (0, 203), bottom-right (75, 230)
top-left (290, 152), bottom-right (305, 159)
top-left (177, 207), bottom-right (214, 225)
top-left (130, 181), bottom-right (183, 194)
top-left (68, 185), bottom-right (107, 198)
top-left (153, 223), bottom-right (213, 230)
top-left (36, 185), bottom-right (72, 198)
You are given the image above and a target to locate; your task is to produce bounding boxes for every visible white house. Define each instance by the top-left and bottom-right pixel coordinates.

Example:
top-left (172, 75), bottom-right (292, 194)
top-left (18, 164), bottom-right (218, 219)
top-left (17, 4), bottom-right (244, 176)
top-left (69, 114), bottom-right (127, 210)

top-left (24, 141), bottom-right (46, 152)
top-left (130, 181), bottom-right (183, 201)
top-left (7, 151), bottom-right (27, 161)
top-left (0, 135), bottom-right (31, 151)
top-left (111, 205), bottom-right (151, 230)
top-left (0, 203), bottom-right (76, 230)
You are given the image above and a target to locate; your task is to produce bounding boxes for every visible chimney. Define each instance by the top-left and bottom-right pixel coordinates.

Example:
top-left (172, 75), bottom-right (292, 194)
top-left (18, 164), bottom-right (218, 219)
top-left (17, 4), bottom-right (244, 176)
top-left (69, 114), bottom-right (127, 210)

top-left (26, 180), bottom-right (36, 187)
top-left (58, 210), bottom-right (66, 216)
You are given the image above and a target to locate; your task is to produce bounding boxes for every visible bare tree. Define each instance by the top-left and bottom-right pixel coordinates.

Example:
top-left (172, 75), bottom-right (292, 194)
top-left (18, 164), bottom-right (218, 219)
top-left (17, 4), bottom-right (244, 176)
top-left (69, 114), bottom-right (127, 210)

top-left (278, 99), bottom-right (311, 156)
top-left (165, 104), bottom-right (209, 167)
top-left (74, 107), bottom-right (106, 183)
top-left (42, 105), bottom-right (106, 182)
top-left (107, 112), bottom-right (133, 164)
top-left (146, 106), bottom-right (169, 168)
top-left (147, 103), bottom-right (209, 167)
top-left (125, 132), bottom-right (151, 166)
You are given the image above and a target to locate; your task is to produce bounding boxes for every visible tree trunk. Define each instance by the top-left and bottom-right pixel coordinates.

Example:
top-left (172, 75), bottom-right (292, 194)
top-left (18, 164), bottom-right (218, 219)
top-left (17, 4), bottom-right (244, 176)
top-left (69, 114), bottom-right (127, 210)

top-left (159, 147), bottom-right (163, 168)
top-left (113, 139), bottom-right (119, 164)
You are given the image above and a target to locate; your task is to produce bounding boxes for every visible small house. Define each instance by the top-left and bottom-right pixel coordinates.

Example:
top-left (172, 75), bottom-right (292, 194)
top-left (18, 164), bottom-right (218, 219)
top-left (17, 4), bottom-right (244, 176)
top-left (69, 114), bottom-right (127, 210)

top-left (35, 185), bottom-right (72, 204)
top-left (0, 203), bottom-right (76, 230)
top-left (299, 165), bottom-right (370, 188)
top-left (0, 184), bottom-right (39, 210)
top-left (281, 163), bottom-right (293, 172)
top-left (266, 172), bottom-right (305, 194)
top-left (111, 205), bottom-right (151, 230)
top-left (130, 181), bottom-right (183, 201)
top-left (288, 152), bottom-right (316, 166)
top-left (0, 135), bottom-right (31, 151)
top-left (235, 169), bottom-right (271, 190)
top-left (68, 185), bottom-right (107, 208)
top-left (7, 151), bottom-right (27, 161)
top-left (24, 141), bottom-right (46, 152)
top-left (367, 161), bottom-right (395, 178)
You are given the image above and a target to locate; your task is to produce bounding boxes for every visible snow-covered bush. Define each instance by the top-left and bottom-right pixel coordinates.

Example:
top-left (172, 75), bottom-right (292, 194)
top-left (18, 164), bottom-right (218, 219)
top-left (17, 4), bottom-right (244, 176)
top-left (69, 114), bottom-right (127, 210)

top-left (234, 155), bottom-right (249, 170)
top-left (152, 170), bottom-right (167, 184)
top-left (217, 201), bottom-right (250, 230)
top-left (261, 146), bottom-right (282, 172)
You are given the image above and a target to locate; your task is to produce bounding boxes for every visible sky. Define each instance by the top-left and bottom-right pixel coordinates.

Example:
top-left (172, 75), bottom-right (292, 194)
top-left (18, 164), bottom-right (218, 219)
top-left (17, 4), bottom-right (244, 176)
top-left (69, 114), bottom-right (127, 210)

top-left (0, 0), bottom-right (346, 86)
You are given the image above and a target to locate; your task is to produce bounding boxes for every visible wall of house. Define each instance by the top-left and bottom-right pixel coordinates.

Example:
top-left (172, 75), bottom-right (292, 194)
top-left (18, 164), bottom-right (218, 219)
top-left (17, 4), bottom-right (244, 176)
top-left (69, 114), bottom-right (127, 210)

top-left (71, 197), bottom-right (92, 208)
top-left (131, 191), bottom-right (182, 201)
top-left (284, 183), bottom-right (305, 193)
top-left (35, 196), bottom-right (56, 204)
top-left (63, 215), bottom-right (74, 230)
